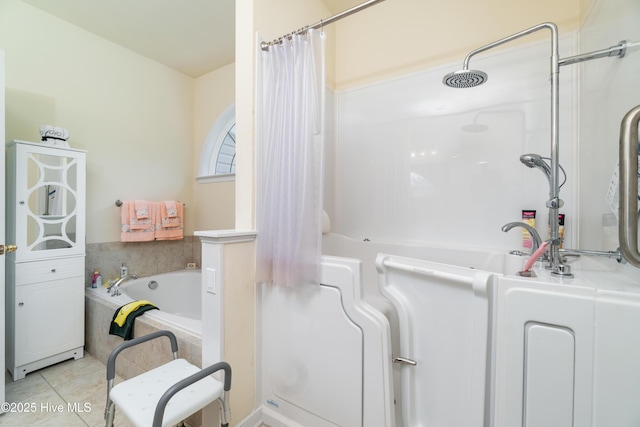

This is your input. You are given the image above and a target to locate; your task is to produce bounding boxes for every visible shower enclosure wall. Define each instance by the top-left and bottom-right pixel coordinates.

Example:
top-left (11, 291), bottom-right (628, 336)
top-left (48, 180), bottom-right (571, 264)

top-left (256, 1), bottom-right (640, 426)
top-left (327, 0), bottom-right (640, 257)
top-left (330, 33), bottom-right (577, 253)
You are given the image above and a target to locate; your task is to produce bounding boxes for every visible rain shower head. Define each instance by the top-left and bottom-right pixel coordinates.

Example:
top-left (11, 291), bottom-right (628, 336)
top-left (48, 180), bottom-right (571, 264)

top-left (442, 69), bottom-right (488, 88)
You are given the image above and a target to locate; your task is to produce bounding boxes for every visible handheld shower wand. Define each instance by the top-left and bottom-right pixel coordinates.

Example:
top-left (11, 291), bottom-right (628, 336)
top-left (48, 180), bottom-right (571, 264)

top-left (520, 153), bottom-right (552, 179)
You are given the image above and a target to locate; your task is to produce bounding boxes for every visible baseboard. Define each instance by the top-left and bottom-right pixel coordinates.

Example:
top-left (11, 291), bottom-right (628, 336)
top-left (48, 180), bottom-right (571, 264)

top-left (235, 406), bottom-right (303, 427)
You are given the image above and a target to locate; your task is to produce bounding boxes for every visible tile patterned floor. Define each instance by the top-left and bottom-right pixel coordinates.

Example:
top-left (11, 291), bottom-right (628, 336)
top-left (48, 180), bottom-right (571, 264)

top-left (1, 354), bottom-right (134, 427)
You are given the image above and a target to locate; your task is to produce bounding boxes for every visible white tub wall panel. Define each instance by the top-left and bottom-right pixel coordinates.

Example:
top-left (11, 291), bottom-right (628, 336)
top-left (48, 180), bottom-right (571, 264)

top-left (493, 278), bottom-right (595, 427)
top-left (523, 323), bottom-right (575, 427)
top-left (376, 254), bottom-right (493, 427)
top-left (578, 0), bottom-right (640, 250)
top-left (592, 293), bottom-right (640, 426)
top-left (262, 256), bottom-right (394, 427)
top-left (333, 34), bottom-right (577, 251)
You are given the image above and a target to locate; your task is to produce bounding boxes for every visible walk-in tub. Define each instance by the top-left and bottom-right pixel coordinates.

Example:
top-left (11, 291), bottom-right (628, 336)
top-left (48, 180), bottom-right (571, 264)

top-left (261, 233), bottom-right (640, 426)
top-left (261, 233), bottom-right (524, 427)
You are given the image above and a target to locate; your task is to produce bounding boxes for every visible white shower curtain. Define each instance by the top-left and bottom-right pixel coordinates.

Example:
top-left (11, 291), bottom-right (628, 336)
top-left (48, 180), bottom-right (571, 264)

top-left (256, 29), bottom-right (326, 287)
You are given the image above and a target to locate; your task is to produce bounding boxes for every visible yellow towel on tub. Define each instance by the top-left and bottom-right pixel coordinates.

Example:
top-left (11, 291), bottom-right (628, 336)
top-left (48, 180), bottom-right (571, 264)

top-left (113, 300), bottom-right (156, 327)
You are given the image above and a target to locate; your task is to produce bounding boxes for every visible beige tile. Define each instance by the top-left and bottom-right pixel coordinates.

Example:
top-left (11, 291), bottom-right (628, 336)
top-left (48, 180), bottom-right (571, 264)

top-left (75, 387), bottom-right (111, 427)
top-left (5, 373), bottom-right (51, 404)
top-left (0, 386), bottom-right (85, 426)
top-left (40, 355), bottom-right (105, 390)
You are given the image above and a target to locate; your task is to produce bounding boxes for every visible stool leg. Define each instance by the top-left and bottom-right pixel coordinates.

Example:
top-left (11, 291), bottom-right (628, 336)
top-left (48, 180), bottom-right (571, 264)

top-left (219, 391), bottom-right (231, 427)
top-left (105, 401), bottom-right (116, 427)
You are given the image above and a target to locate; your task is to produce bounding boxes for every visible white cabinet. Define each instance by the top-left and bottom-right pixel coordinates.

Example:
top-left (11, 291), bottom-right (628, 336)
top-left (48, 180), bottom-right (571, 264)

top-left (5, 140), bottom-right (86, 380)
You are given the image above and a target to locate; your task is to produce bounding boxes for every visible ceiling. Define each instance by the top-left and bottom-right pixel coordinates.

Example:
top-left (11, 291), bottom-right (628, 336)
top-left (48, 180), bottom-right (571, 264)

top-left (21, 0), bottom-right (363, 78)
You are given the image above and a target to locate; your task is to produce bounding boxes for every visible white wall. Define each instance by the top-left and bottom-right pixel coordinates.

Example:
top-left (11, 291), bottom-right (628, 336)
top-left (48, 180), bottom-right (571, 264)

top-left (578, 0), bottom-right (640, 250)
top-left (0, 0), bottom-right (194, 243)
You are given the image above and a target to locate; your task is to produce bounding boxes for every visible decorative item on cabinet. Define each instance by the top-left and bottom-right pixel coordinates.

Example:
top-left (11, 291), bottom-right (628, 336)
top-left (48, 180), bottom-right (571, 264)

top-left (5, 140), bottom-right (86, 380)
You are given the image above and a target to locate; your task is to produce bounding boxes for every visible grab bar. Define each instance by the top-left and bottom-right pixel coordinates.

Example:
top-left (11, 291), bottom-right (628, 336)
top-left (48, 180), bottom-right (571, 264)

top-left (618, 104), bottom-right (640, 268)
top-left (379, 258), bottom-right (474, 286)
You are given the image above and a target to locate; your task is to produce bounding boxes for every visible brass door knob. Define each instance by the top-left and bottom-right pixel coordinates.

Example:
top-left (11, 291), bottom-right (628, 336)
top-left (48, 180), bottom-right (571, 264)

top-left (0, 244), bottom-right (17, 255)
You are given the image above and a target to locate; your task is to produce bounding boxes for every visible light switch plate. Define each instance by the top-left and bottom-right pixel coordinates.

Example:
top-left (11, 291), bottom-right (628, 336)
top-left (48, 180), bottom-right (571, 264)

top-left (206, 267), bottom-right (217, 294)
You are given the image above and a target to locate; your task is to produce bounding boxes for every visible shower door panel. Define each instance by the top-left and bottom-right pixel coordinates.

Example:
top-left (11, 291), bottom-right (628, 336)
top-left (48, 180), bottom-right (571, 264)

top-left (268, 284), bottom-right (363, 427)
top-left (377, 254), bottom-right (492, 427)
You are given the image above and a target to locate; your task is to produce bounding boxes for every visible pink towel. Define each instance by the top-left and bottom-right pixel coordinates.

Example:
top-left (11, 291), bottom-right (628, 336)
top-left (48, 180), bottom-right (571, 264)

top-left (134, 200), bottom-right (150, 219)
top-left (121, 201), bottom-right (155, 242)
top-left (154, 201), bottom-right (184, 240)
top-left (165, 201), bottom-right (178, 218)
top-left (128, 201), bottom-right (153, 230)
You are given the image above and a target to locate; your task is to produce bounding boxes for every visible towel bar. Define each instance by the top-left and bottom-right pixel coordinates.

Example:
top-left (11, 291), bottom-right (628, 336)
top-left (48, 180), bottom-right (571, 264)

top-left (115, 199), bottom-right (185, 207)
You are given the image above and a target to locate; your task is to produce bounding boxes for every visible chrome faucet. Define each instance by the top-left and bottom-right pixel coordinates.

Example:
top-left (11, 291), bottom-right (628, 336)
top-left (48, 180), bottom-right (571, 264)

top-left (501, 221), bottom-right (543, 255)
top-left (107, 274), bottom-right (138, 296)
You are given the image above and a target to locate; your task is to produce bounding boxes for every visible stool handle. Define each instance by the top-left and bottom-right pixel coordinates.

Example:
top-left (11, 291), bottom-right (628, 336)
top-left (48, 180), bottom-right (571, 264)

top-left (106, 330), bottom-right (179, 381)
top-left (153, 361), bottom-right (232, 427)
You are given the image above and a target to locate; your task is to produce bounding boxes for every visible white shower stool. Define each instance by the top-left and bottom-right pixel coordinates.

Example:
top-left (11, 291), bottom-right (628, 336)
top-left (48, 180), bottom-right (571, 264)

top-left (104, 330), bottom-right (231, 427)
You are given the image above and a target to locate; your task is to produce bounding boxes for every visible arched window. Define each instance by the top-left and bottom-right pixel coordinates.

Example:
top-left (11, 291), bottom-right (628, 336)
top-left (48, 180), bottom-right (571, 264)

top-left (197, 104), bottom-right (236, 183)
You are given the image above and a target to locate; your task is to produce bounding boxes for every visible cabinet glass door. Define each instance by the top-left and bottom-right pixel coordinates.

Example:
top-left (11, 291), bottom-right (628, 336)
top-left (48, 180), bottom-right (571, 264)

top-left (26, 152), bottom-right (79, 251)
top-left (16, 143), bottom-right (85, 260)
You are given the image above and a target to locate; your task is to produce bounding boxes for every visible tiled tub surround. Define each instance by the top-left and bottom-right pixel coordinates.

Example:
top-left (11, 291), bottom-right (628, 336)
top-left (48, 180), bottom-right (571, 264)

top-left (85, 236), bottom-right (202, 286)
top-left (84, 289), bottom-right (203, 426)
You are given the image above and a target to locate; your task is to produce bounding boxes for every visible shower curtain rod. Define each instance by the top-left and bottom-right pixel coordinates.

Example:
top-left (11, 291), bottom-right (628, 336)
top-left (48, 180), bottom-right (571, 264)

top-left (260, 0), bottom-right (387, 50)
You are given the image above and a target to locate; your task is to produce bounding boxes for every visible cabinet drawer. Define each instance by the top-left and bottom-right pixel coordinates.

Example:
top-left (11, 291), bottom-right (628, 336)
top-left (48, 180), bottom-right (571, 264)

top-left (15, 257), bottom-right (84, 285)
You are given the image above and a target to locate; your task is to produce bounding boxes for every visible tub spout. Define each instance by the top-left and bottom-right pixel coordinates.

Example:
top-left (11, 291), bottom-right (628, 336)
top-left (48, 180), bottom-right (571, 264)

top-left (107, 274), bottom-right (138, 296)
top-left (501, 221), bottom-right (542, 255)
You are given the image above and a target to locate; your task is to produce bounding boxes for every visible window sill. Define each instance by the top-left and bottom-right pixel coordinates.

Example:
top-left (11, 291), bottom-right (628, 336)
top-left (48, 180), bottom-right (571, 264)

top-left (196, 174), bottom-right (236, 184)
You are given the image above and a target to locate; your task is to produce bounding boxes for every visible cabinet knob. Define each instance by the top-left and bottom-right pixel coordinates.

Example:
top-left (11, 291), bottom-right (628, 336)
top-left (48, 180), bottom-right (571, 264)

top-left (18, 302), bottom-right (24, 307)
top-left (19, 201), bottom-right (25, 205)
top-left (51, 268), bottom-right (56, 273)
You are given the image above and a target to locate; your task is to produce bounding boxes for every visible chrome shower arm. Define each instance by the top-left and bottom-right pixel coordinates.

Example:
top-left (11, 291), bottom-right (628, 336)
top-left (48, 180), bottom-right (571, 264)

top-left (462, 22), bottom-right (559, 70)
top-left (559, 41), bottom-right (627, 67)
top-left (452, 22), bottom-right (566, 275)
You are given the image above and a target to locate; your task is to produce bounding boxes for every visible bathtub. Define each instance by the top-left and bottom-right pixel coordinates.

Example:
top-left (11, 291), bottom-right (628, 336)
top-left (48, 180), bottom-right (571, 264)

top-left (85, 269), bottom-right (204, 427)
top-left (86, 269), bottom-right (202, 336)
top-left (261, 233), bottom-right (640, 426)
